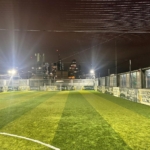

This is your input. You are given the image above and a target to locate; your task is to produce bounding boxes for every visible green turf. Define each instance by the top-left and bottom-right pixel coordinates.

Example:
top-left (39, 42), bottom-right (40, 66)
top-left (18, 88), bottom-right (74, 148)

top-left (0, 91), bottom-right (68, 150)
top-left (82, 91), bottom-right (150, 150)
top-left (93, 91), bottom-right (150, 119)
top-left (0, 92), bottom-right (58, 129)
top-left (0, 92), bottom-right (43, 109)
top-left (52, 91), bottom-right (131, 150)
top-left (0, 91), bottom-right (150, 150)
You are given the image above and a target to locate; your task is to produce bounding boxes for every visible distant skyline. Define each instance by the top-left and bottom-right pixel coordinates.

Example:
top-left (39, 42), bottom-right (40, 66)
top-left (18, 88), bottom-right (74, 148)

top-left (0, 35), bottom-right (150, 76)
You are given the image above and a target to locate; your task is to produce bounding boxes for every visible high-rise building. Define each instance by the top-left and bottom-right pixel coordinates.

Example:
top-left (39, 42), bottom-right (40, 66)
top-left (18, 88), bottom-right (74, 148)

top-left (68, 59), bottom-right (79, 79)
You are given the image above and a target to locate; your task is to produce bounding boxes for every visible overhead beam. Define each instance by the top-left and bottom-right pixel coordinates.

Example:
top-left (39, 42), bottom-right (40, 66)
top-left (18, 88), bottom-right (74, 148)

top-left (0, 29), bottom-right (149, 33)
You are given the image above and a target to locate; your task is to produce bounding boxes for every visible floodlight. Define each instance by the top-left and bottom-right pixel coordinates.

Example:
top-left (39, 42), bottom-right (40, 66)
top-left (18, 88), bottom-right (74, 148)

top-left (8, 69), bottom-right (17, 75)
top-left (90, 69), bottom-right (95, 74)
top-left (11, 70), bottom-right (16, 74)
top-left (8, 70), bottom-right (11, 74)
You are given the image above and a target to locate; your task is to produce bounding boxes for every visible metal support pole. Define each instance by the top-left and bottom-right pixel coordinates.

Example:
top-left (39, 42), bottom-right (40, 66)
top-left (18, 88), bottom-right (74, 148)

top-left (115, 40), bottom-right (118, 87)
top-left (99, 72), bottom-right (101, 86)
top-left (108, 69), bottom-right (110, 86)
top-left (129, 59), bottom-right (132, 88)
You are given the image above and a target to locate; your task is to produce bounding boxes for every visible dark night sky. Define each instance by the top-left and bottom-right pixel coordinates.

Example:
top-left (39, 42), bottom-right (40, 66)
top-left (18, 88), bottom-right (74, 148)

top-left (0, 0), bottom-right (150, 76)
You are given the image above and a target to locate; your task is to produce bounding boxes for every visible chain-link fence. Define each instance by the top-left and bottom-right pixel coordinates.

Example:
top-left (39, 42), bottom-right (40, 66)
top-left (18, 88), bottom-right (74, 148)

top-left (0, 79), bottom-right (97, 91)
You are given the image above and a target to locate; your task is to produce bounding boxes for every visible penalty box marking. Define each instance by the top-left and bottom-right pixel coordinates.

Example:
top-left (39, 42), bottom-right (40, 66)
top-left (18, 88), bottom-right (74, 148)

top-left (0, 132), bottom-right (60, 150)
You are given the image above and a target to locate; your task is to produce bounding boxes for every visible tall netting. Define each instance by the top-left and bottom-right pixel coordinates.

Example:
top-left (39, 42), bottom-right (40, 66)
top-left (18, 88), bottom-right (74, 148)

top-left (0, 79), bottom-right (96, 91)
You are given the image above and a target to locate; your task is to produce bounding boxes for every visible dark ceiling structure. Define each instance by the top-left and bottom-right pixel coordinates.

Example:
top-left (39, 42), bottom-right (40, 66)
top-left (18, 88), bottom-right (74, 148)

top-left (0, 0), bottom-right (150, 74)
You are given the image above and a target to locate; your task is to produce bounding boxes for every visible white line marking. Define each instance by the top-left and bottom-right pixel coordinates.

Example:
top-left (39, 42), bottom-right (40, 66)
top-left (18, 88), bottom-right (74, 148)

top-left (0, 132), bottom-right (60, 150)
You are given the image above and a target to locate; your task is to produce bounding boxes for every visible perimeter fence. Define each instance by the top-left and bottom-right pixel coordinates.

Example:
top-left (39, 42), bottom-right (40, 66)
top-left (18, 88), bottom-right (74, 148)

top-left (0, 79), bottom-right (98, 91)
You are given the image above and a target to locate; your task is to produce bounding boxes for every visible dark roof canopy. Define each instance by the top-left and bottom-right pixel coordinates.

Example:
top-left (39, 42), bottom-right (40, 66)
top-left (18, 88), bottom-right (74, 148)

top-left (0, 0), bottom-right (150, 74)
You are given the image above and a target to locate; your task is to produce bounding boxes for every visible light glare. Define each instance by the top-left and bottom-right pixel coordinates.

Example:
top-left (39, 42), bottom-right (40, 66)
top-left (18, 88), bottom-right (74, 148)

top-left (8, 69), bottom-right (17, 75)
top-left (90, 69), bottom-right (94, 74)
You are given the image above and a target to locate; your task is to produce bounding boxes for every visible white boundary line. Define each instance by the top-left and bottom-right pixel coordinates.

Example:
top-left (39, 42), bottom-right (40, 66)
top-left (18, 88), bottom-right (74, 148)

top-left (0, 132), bottom-right (60, 150)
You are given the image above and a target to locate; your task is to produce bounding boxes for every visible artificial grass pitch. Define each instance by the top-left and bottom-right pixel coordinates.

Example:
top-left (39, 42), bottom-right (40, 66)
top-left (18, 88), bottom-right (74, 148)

top-left (0, 91), bottom-right (150, 150)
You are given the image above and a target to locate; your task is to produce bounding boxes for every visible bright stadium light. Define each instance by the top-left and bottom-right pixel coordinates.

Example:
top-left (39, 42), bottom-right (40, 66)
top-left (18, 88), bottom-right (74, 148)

top-left (8, 69), bottom-right (17, 75)
top-left (90, 69), bottom-right (95, 74)
top-left (90, 69), bottom-right (95, 79)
